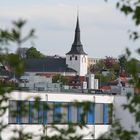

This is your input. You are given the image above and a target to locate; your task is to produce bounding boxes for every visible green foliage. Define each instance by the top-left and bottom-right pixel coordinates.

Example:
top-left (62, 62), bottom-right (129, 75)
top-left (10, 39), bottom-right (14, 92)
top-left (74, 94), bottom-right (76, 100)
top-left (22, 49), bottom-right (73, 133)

top-left (0, 19), bottom-right (36, 140)
top-left (117, 0), bottom-right (140, 26)
top-left (118, 54), bottom-right (127, 73)
top-left (90, 59), bottom-right (105, 73)
top-left (95, 70), bottom-right (116, 83)
top-left (52, 74), bottom-right (68, 85)
top-left (26, 47), bottom-right (44, 59)
top-left (98, 1), bottom-right (140, 139)
top-left (104, 56), bottom-right (117, 69)
top-left (11, 19), bottom-right (35, 47)
top-left (90, 57), bottom-right (119, 77)
top-left (99, 120), bottom-right (138, 140)
top-left (7, 53), bottom-right (24, 76)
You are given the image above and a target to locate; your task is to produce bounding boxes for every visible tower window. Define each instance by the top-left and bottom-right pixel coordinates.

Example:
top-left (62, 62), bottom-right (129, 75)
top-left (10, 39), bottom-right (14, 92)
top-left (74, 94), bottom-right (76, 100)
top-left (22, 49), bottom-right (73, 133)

top-left (75, 56), bottom-right (77, 60)
top-left (70, 56), bottom-right (72, 61)
top-left (82, 57), bottom-right (84, 63)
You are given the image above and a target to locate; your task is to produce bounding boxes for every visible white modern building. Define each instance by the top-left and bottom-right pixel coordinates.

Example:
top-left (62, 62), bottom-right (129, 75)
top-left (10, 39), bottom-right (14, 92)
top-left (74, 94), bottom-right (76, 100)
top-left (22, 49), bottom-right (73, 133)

top-left (1, 91), bottom-right (140, 140)
top-left (1, 91), bottom-right (113, 140)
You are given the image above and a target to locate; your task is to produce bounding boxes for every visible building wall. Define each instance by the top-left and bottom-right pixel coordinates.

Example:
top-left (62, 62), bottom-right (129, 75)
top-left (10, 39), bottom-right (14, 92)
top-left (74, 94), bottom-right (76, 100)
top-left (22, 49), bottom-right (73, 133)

top-left (88, 58), bottom-right (100, 68)
top-left (3, 92), bottom-right (140, 139)
top-left (1, 91), bottom-right (113, 140)
top-left (25, 71), bottom-right (76, 77)
top-left (114, 96), bottom-right (140, 139)
top-left (66, 54), bottom-right (88, 76)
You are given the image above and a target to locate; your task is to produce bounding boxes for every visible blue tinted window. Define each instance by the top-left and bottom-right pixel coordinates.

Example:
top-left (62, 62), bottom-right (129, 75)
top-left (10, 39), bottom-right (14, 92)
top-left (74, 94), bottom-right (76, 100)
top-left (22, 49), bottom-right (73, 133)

top-left (53, 102), bottom-right (61, 123)
top-left (87, 103), bottom-right (94, 124)
top-left (29, 101), bottom-right (32, 124)
top-left (68, 103), bottom-right (71, 123)
top-left (17, 101), bottom-right (21, 124)
top-left (43, 102), bottom-right (47, 124)
top-left (103, 104), bottom-right (108, 124)
top-left (77, 106), bottom-right (81, 123)
top-left (38, 101), bottom-right (43, 124)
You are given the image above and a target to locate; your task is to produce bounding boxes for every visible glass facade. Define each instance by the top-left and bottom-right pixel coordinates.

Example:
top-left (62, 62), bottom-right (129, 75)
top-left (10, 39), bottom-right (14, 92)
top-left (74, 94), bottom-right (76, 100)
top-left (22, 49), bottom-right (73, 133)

top-left (9, 100), bottom-right (112, 125)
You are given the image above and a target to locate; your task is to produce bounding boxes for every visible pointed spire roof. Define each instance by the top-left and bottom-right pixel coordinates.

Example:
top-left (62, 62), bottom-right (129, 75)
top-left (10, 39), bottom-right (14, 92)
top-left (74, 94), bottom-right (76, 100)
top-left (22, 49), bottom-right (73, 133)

top-left (66, 14), bottom-right (87, 55)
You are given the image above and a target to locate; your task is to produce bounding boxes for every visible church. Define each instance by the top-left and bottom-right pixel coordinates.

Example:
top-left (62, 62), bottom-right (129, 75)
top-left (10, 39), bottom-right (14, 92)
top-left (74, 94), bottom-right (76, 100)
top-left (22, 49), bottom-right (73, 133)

top-left (24, 15), bottom-right (88, 84)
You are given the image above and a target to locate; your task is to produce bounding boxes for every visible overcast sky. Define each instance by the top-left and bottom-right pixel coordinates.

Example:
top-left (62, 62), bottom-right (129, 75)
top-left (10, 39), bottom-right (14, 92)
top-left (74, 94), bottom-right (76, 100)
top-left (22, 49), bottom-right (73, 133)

top-left (0, 0), bottom-right (140, 59)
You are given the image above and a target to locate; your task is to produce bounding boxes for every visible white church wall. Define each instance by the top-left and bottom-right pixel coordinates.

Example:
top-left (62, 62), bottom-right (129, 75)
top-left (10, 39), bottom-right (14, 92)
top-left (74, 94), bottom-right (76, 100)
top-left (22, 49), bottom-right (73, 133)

top-left (66, 54), bottom-right (88, 76)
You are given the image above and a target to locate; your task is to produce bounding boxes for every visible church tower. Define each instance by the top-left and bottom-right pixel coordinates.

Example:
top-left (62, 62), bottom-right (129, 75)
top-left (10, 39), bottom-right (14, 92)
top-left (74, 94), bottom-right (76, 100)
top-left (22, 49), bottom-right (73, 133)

top-left (66, 15), bottom-right (88, 76)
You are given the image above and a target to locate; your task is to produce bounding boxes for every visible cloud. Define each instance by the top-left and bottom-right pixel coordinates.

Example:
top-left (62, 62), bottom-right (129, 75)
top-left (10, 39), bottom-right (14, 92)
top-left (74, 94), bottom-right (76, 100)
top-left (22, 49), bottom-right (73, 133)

top-left (0, 2), bottom-right (130, 29)
top-left (0, 1), bottom-right (139, 59)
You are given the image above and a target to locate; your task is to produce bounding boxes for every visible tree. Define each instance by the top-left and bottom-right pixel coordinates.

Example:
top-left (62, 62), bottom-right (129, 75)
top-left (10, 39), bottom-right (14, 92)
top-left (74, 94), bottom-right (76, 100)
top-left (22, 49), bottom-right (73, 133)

top-left (26, 47), bottom-right (44, 59)
top-left (11, 19), bottom-right (35, 48)
top-left (104, 56), bottom-right (117, 69)
top-left (16, 47), bottom-right (28, 58)
top-left (98, 0), bottom-right (140, 139)
top-left (90, 59), bottom-right (105, 73)
top-left (118, 55), bottom-right (127, 73)
top-left (0, 20), bottom-right (35, 140)
top-left (52, 74), bottom-right (68, 85)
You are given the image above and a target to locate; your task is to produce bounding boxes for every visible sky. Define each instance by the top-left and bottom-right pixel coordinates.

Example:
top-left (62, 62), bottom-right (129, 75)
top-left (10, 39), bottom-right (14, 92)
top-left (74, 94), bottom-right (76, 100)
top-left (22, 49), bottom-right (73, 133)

top-left (0, 0), bottom-right (140, 59)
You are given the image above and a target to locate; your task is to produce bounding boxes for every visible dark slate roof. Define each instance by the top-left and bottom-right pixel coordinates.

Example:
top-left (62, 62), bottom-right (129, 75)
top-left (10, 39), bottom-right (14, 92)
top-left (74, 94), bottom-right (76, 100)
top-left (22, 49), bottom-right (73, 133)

top-left (66, 16), bottom-right (87, 55)
top-left (24, 56), bottom-right (77, 73)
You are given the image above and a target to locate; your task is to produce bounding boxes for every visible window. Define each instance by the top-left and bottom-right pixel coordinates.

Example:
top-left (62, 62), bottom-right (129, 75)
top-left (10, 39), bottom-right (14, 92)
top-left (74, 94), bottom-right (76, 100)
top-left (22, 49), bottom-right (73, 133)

top-left (20, 101), bottom-right (29, 124)
top-left (38, 101), bottom-right (44, 124)
top-left (105, 104), bottom-right (112, 124)
top-left (31, 101), bottom-right (39, 124)
top-left (47, 102), bottom-right (53, 124)
top-left (9, 101), bottom-right (112, 125)
top-left (94, 104), bottom-right (103, 124)
top-left (87, 103), bottom-right (94, 124)
top-left (61, 103), bottom-right (68, 123)
top-left (75, 56), bottom-right (77, 60)
top-left (70, 56), bottom-right (72, 61)
top-left (77, 104), bottom-right (86, 124)
top-left (71, 104), bottom-right (77, 123)
top-left (68, 103), bottom-right (71, 123)
top-left (82, 57), bottom-right (84, 63)
top-left (53, 102), bottom-right (61, 123)
top-left (9, 100), bottom-right (17, 124)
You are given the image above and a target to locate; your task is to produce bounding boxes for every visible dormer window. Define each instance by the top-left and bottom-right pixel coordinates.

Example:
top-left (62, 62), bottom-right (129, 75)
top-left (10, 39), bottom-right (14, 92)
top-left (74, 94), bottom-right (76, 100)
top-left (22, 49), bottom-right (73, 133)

top-left (75, 56), bottom-right (77, 60)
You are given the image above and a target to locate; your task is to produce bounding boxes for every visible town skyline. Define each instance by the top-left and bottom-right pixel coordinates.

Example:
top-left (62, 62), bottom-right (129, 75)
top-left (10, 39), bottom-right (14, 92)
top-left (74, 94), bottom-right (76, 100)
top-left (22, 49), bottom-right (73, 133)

top-left (0, 0), bottom-right (140, 59)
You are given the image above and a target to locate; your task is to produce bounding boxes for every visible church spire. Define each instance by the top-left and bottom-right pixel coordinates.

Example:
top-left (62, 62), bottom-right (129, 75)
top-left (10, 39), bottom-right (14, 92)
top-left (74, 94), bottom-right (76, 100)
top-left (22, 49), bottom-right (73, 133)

top-left (73, 15), bottom-right (81, 44)
top-left (66, 13), bottom-right (87, 55)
